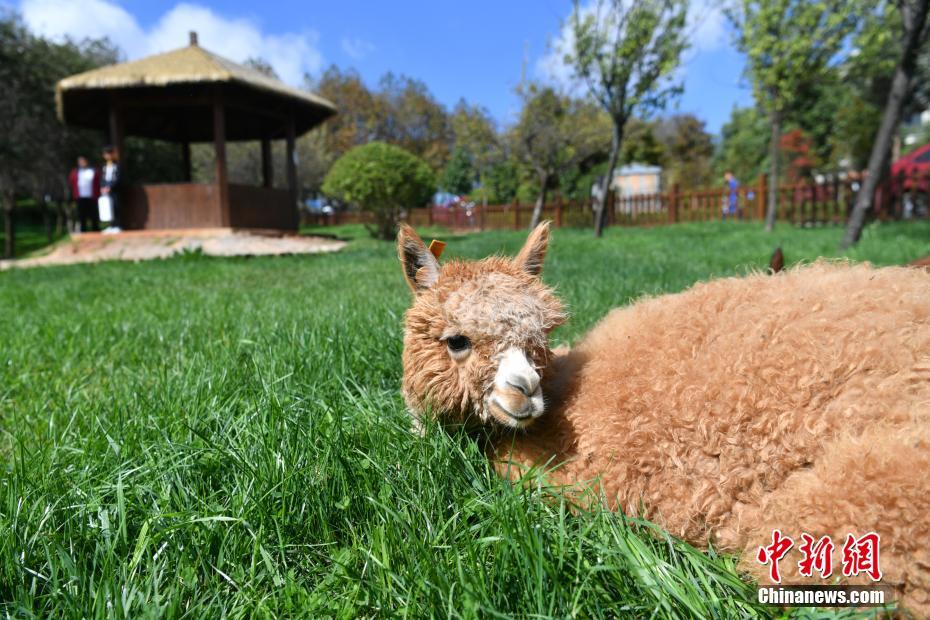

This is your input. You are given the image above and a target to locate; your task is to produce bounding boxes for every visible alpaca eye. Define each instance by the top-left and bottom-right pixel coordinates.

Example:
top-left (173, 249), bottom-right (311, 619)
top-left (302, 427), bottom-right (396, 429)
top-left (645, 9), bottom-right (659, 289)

top-left (446, 335), bottom-right (471, 353)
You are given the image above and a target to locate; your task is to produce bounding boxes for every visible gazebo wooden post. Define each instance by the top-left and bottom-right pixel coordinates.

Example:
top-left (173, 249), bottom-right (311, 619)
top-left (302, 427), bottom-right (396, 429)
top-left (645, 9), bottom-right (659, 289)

top-left (108, 99), bottom-right (125, 165)
top-left (181, 141), bottom-right (192, 182)
top-left (213, 92), bottom-right (230, 226)
top-left (261, 138), bottom-right (273, 188)
top-left (285, 113), bottom-right (298, 227)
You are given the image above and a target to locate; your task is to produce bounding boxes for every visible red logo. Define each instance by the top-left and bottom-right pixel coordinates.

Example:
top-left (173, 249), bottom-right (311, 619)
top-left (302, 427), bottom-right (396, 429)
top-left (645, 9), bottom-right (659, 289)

top-left (757, 529), bottom-right (794, 583)
top-left (756, 531), bottom-right (882, 583)
top-left (798, 534), bottom-right (834, 578)
top-left (842, 532), bottom-right (882, 581)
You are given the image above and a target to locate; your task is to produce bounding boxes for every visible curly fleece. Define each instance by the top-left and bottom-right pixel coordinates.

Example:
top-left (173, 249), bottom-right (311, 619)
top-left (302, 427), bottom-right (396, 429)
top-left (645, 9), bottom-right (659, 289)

top-left (399, 226), bottom-right (930, 612)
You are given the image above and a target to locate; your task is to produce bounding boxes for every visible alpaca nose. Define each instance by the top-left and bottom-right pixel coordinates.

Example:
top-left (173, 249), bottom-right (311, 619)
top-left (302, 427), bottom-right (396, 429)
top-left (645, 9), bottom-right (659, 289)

top-left (507, 373), bottom-right (539, 396)
top-left (489, 347), bottom-right (546, 426)
top-left (497, 348), bottom-right (541, 395)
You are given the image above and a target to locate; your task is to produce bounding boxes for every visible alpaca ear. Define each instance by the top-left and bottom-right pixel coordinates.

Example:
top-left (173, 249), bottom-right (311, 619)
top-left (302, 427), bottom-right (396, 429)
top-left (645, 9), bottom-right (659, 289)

top-left (397, 224), bottom-right (440, 293)
top-left (514, 221), bottom-right (550, 276)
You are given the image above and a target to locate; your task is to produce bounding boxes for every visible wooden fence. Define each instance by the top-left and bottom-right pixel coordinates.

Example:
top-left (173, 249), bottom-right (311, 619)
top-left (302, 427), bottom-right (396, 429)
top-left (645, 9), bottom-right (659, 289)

top-left (303, 171), bottom-right (930, 230)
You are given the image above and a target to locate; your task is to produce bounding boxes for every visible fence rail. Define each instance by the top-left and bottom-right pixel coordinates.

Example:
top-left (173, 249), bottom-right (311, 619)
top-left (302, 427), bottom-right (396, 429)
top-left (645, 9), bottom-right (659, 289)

top-left (303, 171), bottom-right (930, 231)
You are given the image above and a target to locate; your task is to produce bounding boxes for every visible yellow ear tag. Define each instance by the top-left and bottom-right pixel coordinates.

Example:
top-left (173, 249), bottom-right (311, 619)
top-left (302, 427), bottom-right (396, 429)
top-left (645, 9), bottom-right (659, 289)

top-left (428, 239), bottom-right (446, 260)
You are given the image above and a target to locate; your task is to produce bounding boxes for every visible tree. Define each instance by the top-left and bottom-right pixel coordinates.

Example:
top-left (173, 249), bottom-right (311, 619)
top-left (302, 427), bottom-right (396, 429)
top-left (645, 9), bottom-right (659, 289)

top-left (620, 118), bottom-right (664, 167)
top-left (0, 15), bottom-right (36, 256)
top-left (511, 87), bottom-right (565, 228)
top-left (0, 12), bottom-right (119, 256)
top-left (296, 128), bottom-right (334, 198)
top-left (440, 147), bottom-right (476, 195)
top-left (309, 69), bottom-right (492, 197)
top-left (654, 115), bottom-right (714, 189)
top-left (787, 68), bottom-right (851, 170)
top-left (511, 85), bottom-right (610, 229)
top-left (713, 106), bottom-right (770, 185)
top-left (559, 160), bottom-right (608, 202)
top-left (375, 73), bottom-right (452, 172)
top-left (728, 0), bottom-right (858, 231)
top-left (832, 94), bottom-right (884, 169)
top-left (484, 160), bottom-right (521, 204)
top-left (780, 128), bottom-right (819, 182)
top-left (845, 2), bottom-right (930, 122)
top-left (565, 0), bottom-right (688, 236)
top-left (322, 142), bottom-right (435, 240)
top-left (311, 66), bottom-right (383, 160)
top-left (817, 3), bottom-right (929, 170)
top-left (842, 0), bottom-right (930, 248)
top-left (449, 100), bottom-right (501, 177)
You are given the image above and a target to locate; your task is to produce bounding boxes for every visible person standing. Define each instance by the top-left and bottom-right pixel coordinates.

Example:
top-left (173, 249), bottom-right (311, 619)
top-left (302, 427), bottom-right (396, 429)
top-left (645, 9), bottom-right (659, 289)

top-left (67, 156), bottom-right (100, 232)
top-left (101, 146), bottom-right (122, 233)
top-left (723, 171), bottom-right (740, 221)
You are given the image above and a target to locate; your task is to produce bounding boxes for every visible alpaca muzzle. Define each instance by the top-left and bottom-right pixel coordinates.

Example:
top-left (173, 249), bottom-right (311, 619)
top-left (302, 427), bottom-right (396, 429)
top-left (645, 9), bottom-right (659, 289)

top-left (487, 347), bottom-right (544, 428)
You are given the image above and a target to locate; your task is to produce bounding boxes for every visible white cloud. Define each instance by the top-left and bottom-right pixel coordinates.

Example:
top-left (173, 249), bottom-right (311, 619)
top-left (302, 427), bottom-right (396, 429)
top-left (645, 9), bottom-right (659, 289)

top-left (535, 0), bottom-right (727, 91)
top-left (688, 0), bottom-right (727, 53)
top-left (19, 0), bottom-right (323, 85)
top-left (535, 40), bottom-right (575, 92)
top-left (340, 36), bottom-right (374, 60)
top-left (534, 3), bottom-right (589, 93)
top-left (20, 0), bottom-right (144, 55)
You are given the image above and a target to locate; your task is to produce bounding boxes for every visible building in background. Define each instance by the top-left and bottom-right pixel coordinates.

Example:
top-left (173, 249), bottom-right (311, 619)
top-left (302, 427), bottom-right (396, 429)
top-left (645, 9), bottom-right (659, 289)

top-left (612, 164), bottom-right (663, 196)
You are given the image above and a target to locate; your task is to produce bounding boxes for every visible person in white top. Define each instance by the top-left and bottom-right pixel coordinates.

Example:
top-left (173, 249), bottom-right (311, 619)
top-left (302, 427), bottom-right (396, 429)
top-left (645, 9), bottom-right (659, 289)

top-left (100, 146), bottom-right (122, 234)
top-left (68, 156), bottom-right (100, 232)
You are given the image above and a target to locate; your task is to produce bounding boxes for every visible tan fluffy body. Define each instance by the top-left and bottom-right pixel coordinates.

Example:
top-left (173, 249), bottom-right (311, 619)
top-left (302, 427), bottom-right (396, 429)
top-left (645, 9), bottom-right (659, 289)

top-left (397, 224), bottom-right (930, 612)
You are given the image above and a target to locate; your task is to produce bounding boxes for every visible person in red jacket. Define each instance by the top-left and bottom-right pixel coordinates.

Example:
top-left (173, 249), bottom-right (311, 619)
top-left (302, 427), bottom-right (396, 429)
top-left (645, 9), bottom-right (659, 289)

top-left (67, 156), bottom-right (101, 232)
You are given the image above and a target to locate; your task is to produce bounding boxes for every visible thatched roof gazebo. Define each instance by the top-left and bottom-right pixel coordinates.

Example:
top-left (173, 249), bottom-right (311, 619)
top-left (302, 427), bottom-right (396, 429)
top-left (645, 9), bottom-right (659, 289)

top-left (56, 32), bottom-right (336, 231)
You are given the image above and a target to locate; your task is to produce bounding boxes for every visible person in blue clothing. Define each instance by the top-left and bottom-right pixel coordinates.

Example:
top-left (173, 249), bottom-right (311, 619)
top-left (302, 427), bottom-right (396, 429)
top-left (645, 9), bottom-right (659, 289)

top-left (723, 171), bottom-right (740, 220)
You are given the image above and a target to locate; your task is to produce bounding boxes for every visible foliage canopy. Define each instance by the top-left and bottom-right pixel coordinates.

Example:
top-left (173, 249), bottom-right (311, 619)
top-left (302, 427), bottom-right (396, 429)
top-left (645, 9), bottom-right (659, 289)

top-left (511, 84), bottom-right (611, 227)
top-left (564, 0), bottom-right (688, 235)
top-left (728, 0), bottom-right (859, 229)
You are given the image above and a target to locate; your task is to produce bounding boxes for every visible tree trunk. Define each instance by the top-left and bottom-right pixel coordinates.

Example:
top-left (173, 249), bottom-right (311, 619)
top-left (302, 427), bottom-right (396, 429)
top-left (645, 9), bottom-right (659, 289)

top-left (58, 180), bottom-right (69, 235)
top-left (40, 195), bottom-right (53, 243)
top-left (842, 0), bottom-right (929, 249)
top-left (594, 121), bottom-right (623, 237)
top-left (765, 109), bottom-right (781, 232)
top-left (56, 202), bottom-right (65, 235)
top-left (529, 173), bottom-right (550, 229)
top-left (3, 193), bottom-right (15, 259)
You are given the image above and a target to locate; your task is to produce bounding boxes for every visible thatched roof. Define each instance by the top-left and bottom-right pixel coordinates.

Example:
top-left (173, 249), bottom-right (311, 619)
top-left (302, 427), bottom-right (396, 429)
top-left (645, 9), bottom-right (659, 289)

top-left (57, 38), bottom-right (336, 142)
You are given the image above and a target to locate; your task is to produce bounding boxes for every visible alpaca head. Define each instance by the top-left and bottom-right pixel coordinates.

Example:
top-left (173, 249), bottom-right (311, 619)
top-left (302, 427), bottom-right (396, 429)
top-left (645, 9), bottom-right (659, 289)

top-left (398, 222), bottom-right (566, 430)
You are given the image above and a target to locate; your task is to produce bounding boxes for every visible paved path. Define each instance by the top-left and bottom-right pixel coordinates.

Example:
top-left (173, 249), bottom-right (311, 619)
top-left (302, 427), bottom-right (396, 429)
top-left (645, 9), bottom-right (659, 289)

top-left (0, 229), bottom-right (346, 270)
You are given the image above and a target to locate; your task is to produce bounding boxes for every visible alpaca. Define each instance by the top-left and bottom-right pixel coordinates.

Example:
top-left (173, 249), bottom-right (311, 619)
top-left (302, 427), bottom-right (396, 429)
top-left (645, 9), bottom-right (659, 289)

top-left (398, 222), bottom-right (930, 613)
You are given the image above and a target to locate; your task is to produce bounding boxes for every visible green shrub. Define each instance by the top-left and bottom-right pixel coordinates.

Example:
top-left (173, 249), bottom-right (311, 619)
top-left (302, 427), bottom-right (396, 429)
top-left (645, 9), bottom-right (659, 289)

top-left (322, 142), bottom-right (436, 239)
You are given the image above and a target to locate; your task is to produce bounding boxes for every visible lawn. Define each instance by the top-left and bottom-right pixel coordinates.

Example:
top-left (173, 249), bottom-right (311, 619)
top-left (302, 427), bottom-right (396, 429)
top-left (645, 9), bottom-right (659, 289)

top-left (1, 220), bottom-right (927, 618)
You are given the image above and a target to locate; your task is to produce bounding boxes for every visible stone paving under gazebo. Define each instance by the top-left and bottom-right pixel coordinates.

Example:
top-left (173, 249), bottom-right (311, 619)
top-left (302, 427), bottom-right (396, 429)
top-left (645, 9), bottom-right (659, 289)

top-left (0, 229), bottom-right (346, 270)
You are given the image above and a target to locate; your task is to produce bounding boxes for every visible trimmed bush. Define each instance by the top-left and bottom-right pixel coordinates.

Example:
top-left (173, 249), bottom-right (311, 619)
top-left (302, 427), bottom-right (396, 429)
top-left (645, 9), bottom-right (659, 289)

top-left (323, 142), bottom-right (436, 239)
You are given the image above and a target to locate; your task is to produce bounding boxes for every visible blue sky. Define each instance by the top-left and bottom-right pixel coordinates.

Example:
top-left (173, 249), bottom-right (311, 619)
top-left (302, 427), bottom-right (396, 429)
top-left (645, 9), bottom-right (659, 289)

top-left (18, 0), bottom-right (755, 135)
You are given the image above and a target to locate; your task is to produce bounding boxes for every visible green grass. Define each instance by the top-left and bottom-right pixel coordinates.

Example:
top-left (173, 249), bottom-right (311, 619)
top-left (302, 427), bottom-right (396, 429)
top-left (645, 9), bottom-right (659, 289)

top-left (0, 222), bottom-right (68, 259)
top-left (1, 220), bottom-right (926, 618)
